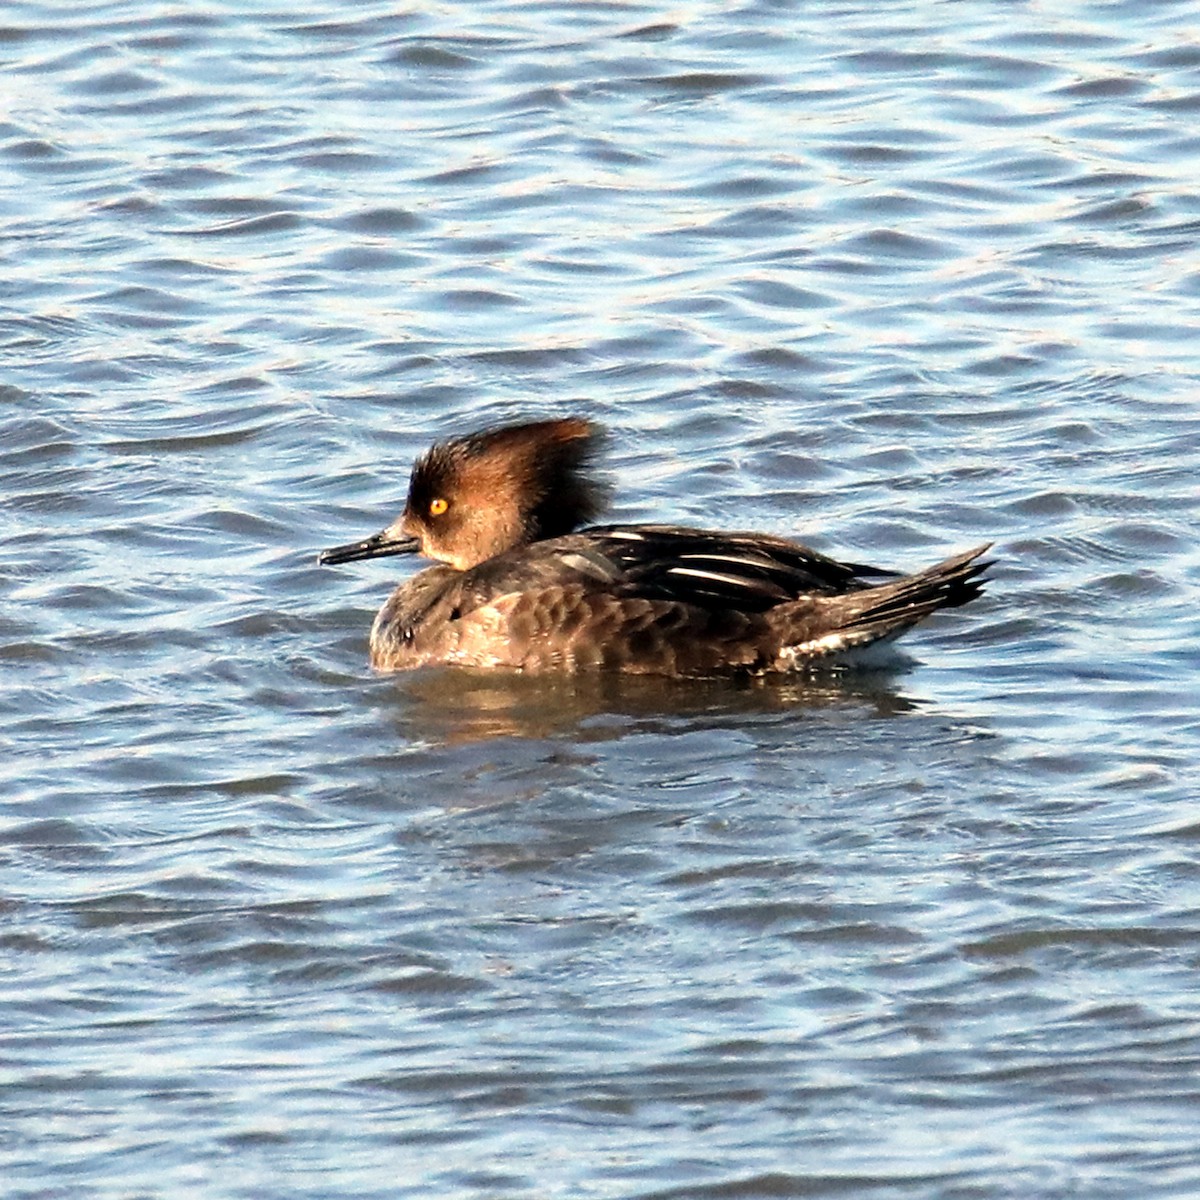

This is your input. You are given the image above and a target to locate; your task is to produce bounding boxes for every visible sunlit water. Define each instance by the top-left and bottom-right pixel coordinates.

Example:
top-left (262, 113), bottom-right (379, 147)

top-left (3, 2), bottom-right (1200, 1197)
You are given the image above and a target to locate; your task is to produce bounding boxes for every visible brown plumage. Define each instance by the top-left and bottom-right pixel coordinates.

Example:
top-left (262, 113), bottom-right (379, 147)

top-left (318, 417), bottom-right (992, 676)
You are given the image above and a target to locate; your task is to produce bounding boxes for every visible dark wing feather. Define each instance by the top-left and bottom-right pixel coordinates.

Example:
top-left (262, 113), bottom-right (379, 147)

top-left (444, 524), bottom-right (894, 619)
top-left (588, 524), bottom-right (890, 613)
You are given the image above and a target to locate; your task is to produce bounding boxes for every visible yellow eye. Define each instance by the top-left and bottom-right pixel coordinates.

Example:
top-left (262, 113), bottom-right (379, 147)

top-left (428, 497), bottom-right (449, 517)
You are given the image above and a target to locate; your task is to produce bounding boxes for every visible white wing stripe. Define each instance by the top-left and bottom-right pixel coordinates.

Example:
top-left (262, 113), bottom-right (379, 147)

top-left (665, 566), bottom-right (780, 590)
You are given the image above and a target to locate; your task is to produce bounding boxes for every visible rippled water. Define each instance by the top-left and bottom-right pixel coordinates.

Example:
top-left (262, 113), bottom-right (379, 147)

top-left (4, 2), bottom-right (1200, 1196)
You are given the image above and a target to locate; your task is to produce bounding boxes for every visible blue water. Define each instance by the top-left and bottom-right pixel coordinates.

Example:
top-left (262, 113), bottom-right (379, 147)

top-left (3, 2), bottom-right (1199, 1197)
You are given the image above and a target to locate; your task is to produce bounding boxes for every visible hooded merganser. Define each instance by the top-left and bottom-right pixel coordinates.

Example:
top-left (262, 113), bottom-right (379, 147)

top-left (318, 417), bottom-right (991, 675)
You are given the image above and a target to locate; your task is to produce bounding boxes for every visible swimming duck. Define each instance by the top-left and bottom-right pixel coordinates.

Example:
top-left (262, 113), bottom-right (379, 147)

top-left (319, 417), bottom-right (991, 675)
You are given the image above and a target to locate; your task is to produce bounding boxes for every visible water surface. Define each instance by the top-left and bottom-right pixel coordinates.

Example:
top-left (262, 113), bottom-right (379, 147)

top-left (3, 2), bottom-right (1200, 1197)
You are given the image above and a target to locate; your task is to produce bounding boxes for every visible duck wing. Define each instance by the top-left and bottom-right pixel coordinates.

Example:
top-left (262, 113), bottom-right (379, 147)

top-left (444, 524), bottom-right (893, 618)
top-left (586, 524), bottom-right (894, 613)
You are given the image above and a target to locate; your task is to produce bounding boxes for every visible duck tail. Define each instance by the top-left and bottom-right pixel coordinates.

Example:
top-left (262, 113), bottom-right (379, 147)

top-left (772, 543), bottom-right (993, 663)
